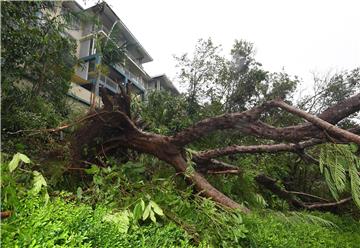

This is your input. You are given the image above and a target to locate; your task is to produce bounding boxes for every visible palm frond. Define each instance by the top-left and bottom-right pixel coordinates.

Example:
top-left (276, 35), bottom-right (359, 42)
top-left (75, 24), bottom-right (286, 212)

top-left (319, 144), bottom-right (360, 208)
top-left (349, 162), bottom-right (360, 208)
top-left (271, 211), bottom-right (337, 228)
top-left (288, 212), bottom-right (338, 228)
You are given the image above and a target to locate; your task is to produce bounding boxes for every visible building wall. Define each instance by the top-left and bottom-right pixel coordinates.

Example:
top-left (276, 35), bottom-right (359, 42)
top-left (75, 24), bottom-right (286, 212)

top-left (68, 83), bottom-right (92, 105)
top-left (68, 83), bottom-right (103, 106)
top-left (62, 1), bottom-right (177, 109)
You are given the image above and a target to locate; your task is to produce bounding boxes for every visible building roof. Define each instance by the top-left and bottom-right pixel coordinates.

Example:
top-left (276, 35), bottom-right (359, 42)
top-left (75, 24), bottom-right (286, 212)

top-left (63, 1), bottom-right (84, 12)
top-left (151, 74), bottom-right (179, 95)
top-left (84, 2), bottom-right (153, 64)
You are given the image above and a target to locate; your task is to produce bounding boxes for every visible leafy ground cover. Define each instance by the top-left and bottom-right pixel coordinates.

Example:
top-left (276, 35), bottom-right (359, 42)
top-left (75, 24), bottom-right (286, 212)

top-left (1, 153), bottom-right (359, 247)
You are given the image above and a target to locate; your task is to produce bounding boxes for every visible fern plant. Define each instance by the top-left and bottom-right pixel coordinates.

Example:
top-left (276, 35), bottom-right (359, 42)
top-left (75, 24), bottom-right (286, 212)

top-left (271, 211), bottom-right (338, 228)
top-left (319, 143), bottom-right (360, 207)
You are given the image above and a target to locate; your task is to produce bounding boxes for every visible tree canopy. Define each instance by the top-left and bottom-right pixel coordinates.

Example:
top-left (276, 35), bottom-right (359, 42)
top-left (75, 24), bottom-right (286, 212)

top-left (1, 1), bottom-right (77, 132)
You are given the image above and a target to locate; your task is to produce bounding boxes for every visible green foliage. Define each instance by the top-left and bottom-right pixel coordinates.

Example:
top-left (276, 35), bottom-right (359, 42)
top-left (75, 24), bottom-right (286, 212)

top-left (142, 199), bottom-right (164, 222)
top-left (147, 178), bottom-right (249, 247)
top-left (141, 91), bottom-right (192, 134)
top-left (175, 38), bottom-right (226, 115)
top-left (175, 38), bottom-right (299, 115)
top-left (1, 196), bottom-right (197, 248)
top-left (1, 1), bottom-right (77, 154)
top-left (1, 153), bottom-right (196, 247)
top-left (132, 198), bottom-right (165, 224)
top-left (58, 154), bottom-right (248, 246)
top-left (102, 210), bottom-right (131, 233)
top-left (4, 191), bottom-right (358, 248)
top-left (98, 23), bottom-right (127, 66)
top-left (1, 1), bottom-right (76, 109)
top-left (299, 68), bottom-right (360, 116)
top-left (31, 171), bottom-right (48, 196)
top-left (319, 143), bottom-right (360, 207)
top-left (271, 211), bottom-right (338, 228)
top-left (1, 152), bottom-right (49, 211)
top-left (242, 211), bottom-right (360, 248)
top-left (8, 152), bottom-right (31, 172)
top-left (2, 152), bottom-right (360, 247)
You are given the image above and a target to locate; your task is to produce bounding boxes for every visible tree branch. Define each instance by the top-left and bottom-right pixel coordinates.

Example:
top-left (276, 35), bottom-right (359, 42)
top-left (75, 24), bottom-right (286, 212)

top-left (73, 86), bottom-right (359, 212)
top-left (194, 158), bottom-right (242, 174)
top-left (195, 139), bottom-right (322, 161)
top-left (170, 104), bottom-right (268, 146)
top-left (255, 174), bottom-right (353, 211)
top-left (269, 100), bottom-right (360, 144)
top-left (239, 93), bottom-right (360, 142)
top-left (171, 93), bottom-right (360, 146)
top-left (304, 197), bottom-right (352, 210)
top-left (255, 174), bottom-right (305, 208)
top-left (286, 191), bottom-right (330, 202)
top-left (317, 93), bottom-right (360, 124)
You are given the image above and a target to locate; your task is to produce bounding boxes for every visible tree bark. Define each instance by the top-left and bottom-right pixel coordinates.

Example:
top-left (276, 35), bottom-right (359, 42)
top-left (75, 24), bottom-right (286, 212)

top-left (73, 88), bottom-right (359, 212)
top-left (269, 100), bottom-right (360, 144)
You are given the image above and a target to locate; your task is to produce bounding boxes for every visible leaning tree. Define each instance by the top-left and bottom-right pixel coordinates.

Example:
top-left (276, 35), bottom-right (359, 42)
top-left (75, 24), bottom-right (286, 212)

top-left (72, 87), bottom-right (360, 213)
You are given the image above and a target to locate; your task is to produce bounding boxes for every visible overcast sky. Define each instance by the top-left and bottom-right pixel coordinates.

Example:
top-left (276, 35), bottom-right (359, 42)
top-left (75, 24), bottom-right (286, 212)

top-left (79, 0), bottom-right (360, 92)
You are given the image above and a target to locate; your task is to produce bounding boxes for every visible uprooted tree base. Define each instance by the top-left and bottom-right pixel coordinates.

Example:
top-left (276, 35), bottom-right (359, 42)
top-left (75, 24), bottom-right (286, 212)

top-left (72, 86), bottom-right (360, 213)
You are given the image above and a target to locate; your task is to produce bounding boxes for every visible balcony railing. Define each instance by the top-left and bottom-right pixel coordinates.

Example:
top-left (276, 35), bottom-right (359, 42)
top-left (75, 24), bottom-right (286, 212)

top-left (99, 74), bottom-right (119, 93)
top-left (113, 64), bottom-right (145, 91)
top-left (88, 72), bottom-right (120, 94)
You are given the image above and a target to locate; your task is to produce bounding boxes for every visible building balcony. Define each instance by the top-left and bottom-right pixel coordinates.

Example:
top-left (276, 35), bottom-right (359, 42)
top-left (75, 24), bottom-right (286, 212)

top-left (68, 82), bottom-right (101, 106)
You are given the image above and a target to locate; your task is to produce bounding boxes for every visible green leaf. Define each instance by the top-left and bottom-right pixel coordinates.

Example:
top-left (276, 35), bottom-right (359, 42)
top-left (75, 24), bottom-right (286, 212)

top-left (254, 193), bottom-right (268, 208)
top-left (19, 153), bottom-right (30, 164)
top-left (150, 200), bottom-right (164, 216)
top-left (331, 157), bottom-right (346, 192)
top-left (76, 187), bottom-right (83, 199)
top-left (349, 143), bottom-right (358, 153)
top-left (324, 168), bottom-right (339, 200)
top-left (133, 202), bottom-right (143, 221)
top-left (349, 162), bottom-right (360, 208)
top-left (31, 171), bottom-right (47, 195)
top-left (102, 211), bottom-right (130, 233)
top-left (140, 198), bottom-right (145, 210)
top-left (8, 152), bottom-right (29, 172)
top-left (150, 210), bottom-right (156, 223)
top-left (184, 164), bottom-right (195, 178)
top-left (85, 164), bottom-right (100, 175)
top-left (142, 203), bottom-right (151, 221)
top-left (8, 153), bottom-right (20, 172)
top-left (93, 175), bottom-right (103, 185)
top-left (44, 192), bottom-right (50, 204)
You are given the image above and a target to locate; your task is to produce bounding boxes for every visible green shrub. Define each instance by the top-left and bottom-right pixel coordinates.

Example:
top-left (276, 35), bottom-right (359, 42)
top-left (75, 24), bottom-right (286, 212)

top-left (242, 211), bottom-right (360, 248)
top-left (1, 196), bottom-right (197, 248)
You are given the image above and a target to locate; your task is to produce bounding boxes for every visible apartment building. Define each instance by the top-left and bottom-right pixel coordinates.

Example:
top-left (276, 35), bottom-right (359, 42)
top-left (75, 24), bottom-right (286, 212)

top-left (61, 1), bottom-right (178, 108)
top-left (149, 74), bottom-right (179, 94)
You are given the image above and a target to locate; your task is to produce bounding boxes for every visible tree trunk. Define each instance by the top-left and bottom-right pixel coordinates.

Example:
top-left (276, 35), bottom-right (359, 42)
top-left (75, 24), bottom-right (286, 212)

top-left (102, 130), bottom-right (249, 212)
top-left (72, 89), bottom-right (359, 213)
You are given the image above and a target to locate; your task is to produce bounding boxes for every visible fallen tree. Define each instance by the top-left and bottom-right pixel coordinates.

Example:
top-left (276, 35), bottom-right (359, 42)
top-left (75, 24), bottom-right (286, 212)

top-left (255, 174), bottom-right (353, 211)
top-left (73, 87), bottom-right (360, 213)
